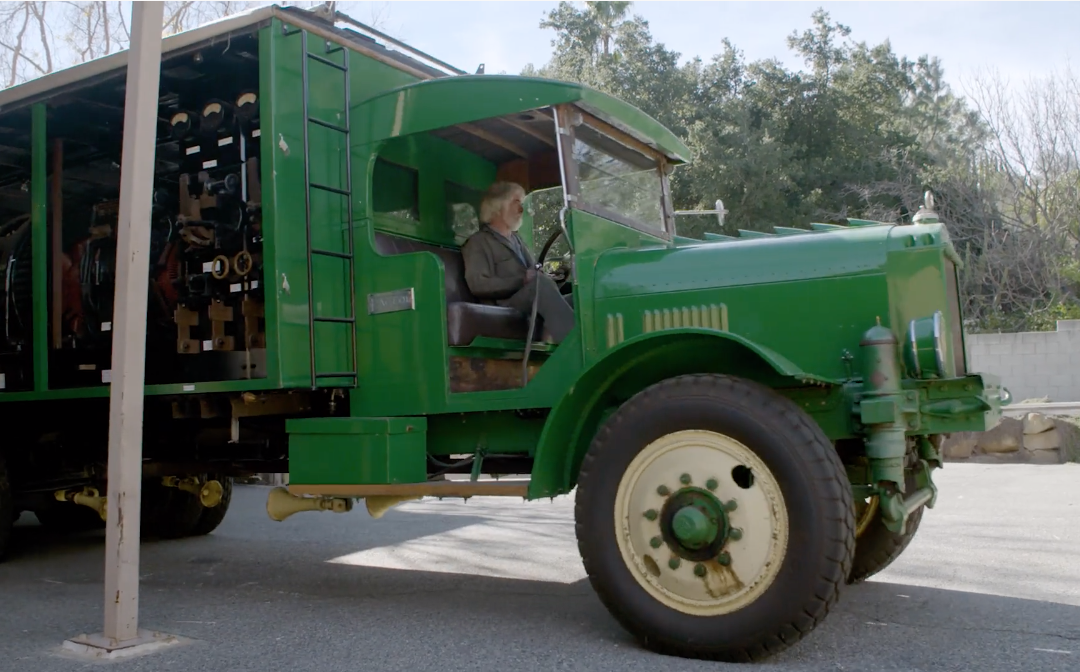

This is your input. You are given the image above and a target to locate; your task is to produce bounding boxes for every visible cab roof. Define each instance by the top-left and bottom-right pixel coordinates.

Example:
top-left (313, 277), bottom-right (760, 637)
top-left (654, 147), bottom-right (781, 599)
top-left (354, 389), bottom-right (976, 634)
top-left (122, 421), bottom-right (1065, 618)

top-left (352, 75), bottom-right (692, 165)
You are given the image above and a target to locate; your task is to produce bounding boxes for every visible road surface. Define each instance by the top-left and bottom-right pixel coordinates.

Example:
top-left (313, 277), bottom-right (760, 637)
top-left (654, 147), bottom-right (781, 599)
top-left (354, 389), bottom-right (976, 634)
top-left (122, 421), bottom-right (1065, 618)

top-left (1, 463), bottom-right (1077, 671)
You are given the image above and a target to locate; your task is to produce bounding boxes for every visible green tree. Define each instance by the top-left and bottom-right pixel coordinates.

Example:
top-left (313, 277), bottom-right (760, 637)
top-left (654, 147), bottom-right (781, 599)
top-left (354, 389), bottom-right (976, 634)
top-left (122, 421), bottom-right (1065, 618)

top-left (528, 2), bottom-right (1068, 332)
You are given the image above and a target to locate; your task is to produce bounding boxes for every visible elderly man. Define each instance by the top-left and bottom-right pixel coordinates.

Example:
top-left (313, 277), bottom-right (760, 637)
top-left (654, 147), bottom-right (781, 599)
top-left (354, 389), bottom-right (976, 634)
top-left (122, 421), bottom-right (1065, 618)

top-left (461, 181), bottom-right (574, 343)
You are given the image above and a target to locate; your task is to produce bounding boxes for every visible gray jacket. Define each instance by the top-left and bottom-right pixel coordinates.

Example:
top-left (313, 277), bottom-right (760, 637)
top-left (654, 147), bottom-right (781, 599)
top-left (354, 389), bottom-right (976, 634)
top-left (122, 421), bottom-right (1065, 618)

top-left (461, 225), bottom-right (536, 302)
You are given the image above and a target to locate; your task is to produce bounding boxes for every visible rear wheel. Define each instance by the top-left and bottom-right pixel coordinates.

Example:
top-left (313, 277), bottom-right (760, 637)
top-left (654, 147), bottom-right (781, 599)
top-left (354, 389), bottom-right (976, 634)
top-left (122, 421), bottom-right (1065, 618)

top-left (188, 475), bottom-right (232, 536)
top-left (142, 478), bottom-right (203, 539)
top-left (33, 501), bottom-right (106, 533)
top-left (575, 374), bottom-right (854, 662)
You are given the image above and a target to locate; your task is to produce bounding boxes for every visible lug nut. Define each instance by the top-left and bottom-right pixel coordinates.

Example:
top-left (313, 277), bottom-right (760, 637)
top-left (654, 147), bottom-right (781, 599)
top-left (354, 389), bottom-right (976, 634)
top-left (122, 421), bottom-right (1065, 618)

top-left (706, 478), bottom-right (718, 491)
top-left (668, 557), bottom-right (681, 570)
top-left (729, 528), bottom-right (743, 541)
top-left (717, 552), bottom-right (731, 566)
top-left (679, 473), bottom-right (691, 485)
top-left (650, 536), bottom-right (662, 549)
top-left (694, 563), bottom-right (706, 577)
top-left (643, 509), bottom-right (658, 521)
top-left (657, 485), bottom-right (670, 496)
top-left (724, 499), bottom-right (738, 512)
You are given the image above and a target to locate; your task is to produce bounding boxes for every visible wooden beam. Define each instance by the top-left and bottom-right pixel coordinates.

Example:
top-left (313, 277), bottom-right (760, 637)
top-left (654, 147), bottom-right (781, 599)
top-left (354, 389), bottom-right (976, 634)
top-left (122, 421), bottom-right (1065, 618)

top-left (495, 116), bottom-right (555, 147)
top-left (575, 107), bottom-right (666, 163)
top-left (457, 122), bottom-right (528, 158)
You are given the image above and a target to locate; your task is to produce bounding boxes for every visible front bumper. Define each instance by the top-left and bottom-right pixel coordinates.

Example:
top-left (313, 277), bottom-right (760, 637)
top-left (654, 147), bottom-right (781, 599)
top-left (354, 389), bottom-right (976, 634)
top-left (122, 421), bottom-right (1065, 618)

top-left (905, 372), bottom-right (1006, 435)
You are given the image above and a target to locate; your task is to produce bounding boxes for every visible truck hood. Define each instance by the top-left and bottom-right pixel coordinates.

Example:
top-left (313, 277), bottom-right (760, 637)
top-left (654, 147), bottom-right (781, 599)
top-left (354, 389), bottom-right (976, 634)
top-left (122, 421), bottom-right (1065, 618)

top-left (591, 223), bottom-right (911, 300)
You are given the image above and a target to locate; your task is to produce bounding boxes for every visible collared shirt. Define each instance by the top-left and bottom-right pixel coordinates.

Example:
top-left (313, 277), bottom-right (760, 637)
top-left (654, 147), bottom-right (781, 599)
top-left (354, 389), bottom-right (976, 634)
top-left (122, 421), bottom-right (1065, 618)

top-left (491, 225), bottom-right (528, 267)
top-left (507, 231), bottom-right (528, 267)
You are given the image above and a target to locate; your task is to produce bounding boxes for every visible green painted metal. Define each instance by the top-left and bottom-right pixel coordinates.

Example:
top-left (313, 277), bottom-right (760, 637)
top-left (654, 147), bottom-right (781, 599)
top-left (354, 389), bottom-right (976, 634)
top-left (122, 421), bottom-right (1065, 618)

top-left (773, 226), bottom-right (808, 236)
top-left (0, 378), bottom-right (277, 402)
top-left (810, 222), bottom-right (844, 231)
top-left (737, 229), bottom-right (774, 239)
top-left (286, 415), bottom-right (427, 485)
top-left (846, 218), bottom-right (884, 227)
top-left (31, 103), bottom-right (47, 392)
top-left (266, 19), bottom-right (406, 388)
top-left (257, 25), bottom-right (284, 389)
top-left (672, 506), bottom-right (714, 546)
top-left (350, 75), bottom-right (692, 163)
top-left (702, 232), bottom-right (737, 241)
top-left (858, 321), bottom-right (907, 489)
top-left (425, 411), bottom-right (546, 456)
top-left (905, 311), bottom-right (945, 378)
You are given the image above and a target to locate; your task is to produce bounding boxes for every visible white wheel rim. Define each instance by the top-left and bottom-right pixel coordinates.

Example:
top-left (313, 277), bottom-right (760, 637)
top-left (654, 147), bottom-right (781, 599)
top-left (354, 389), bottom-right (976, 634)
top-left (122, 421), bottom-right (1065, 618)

top-left (613, 429), bottom-right (789, 616)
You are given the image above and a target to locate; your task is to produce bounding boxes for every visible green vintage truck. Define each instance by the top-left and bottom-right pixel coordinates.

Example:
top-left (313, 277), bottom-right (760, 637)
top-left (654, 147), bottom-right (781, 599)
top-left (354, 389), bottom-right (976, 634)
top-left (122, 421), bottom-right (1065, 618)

top-left (0, 3), bottom-right (1005, 662)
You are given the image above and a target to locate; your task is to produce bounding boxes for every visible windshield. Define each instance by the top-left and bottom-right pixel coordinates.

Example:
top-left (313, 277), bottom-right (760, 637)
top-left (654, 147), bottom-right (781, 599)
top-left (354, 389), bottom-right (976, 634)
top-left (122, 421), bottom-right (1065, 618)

top-left (570, 119), bottom-right (666, 235)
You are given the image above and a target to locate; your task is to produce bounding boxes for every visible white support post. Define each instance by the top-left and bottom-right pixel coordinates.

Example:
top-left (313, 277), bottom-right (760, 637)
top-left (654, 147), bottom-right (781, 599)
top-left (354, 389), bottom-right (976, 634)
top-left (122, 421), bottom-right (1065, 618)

top-left (63, 1), bottom-right (176, 660)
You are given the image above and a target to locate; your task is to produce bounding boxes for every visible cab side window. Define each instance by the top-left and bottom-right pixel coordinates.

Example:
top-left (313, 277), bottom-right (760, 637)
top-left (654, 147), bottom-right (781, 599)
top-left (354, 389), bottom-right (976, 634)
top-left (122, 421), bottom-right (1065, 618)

top-left (445, 181), bottom-right (483, 242)
top-left (373, 157), bottom-right (419, 221)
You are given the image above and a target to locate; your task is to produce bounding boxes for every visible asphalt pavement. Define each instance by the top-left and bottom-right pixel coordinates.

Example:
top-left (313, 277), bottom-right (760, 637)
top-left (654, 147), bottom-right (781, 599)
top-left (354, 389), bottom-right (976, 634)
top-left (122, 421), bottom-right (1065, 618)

top-left (1, 463), bottom-right (1077, 672)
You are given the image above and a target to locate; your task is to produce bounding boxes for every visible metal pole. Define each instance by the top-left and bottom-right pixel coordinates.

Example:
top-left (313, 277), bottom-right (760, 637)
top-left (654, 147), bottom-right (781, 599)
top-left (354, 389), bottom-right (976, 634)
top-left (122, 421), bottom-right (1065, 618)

top-left (102, 0), bottom-right (164, 644)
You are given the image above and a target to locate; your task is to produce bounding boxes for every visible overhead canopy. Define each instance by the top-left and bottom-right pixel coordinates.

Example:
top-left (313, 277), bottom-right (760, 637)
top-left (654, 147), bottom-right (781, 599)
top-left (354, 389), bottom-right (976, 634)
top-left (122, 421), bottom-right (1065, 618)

top-left (351, 75), bottom-right (693, 165)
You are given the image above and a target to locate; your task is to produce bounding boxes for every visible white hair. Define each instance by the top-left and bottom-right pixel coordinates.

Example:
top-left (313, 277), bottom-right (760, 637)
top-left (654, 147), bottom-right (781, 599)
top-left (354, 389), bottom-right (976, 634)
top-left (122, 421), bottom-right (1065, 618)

top-left (479, 181), bottom-right (526, 224)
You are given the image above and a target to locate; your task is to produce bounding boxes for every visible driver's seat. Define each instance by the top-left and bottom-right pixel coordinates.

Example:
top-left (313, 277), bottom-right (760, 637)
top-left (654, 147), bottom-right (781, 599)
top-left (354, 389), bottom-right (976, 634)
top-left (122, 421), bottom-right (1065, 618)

top-left (373, 232), bottom-right (532, 346)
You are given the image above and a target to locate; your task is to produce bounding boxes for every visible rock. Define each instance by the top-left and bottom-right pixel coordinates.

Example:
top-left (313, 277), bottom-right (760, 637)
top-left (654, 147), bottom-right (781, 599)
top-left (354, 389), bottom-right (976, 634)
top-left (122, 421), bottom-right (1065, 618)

top-left (1024, 428), bottom-right (1062, 451)
top-left (1023, 412), bottom-right (1056, 435)
top-left (942, 436), bottom-right (977, 459)
top-left (1054, 419), bottom-right (1080, 463)
top-left (1029, 448), bottom-right (1063, 464)
top-left (977, 417), bottom-right (1022, 453)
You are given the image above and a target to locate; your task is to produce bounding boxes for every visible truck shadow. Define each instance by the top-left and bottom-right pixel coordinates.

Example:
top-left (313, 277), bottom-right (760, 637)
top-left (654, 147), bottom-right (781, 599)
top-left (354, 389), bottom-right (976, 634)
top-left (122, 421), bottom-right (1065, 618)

top-left (2, 485), bottom-right (1077, 671)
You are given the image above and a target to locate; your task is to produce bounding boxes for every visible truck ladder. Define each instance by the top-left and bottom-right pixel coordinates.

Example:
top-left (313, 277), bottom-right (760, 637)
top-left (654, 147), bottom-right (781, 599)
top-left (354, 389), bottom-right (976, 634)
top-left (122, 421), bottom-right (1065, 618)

top-left (291, 26), bottom-right (358, 388)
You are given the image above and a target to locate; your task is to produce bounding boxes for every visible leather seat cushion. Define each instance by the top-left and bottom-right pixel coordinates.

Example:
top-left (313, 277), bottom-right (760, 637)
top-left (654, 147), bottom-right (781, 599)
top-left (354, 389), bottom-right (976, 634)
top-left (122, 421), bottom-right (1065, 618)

top-left (447, 301), bottom-right (530, 346)
top-left (374, 232), bottom-right (533, 346)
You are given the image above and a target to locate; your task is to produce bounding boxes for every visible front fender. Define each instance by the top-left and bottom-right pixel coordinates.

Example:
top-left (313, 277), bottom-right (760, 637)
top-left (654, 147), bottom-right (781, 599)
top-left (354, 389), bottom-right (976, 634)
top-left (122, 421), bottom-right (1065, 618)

top-left (527, 329), bottom-right (836, 499)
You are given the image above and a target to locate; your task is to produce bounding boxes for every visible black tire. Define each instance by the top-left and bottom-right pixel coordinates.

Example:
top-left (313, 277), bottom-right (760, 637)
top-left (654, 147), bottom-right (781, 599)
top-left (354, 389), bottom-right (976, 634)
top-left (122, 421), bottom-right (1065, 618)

top-left (0, 454), bottom-right (13, 562)
top-left (847, 446), bottom-right (924, 584)
top-left (188, 475), bottom-right (233, 536)
top-left (141, 479), bottom-right (203, 540)
top-left (575, 374), bottom-right (855, 662)
top-left (34, 500), bottom-right (107, 533)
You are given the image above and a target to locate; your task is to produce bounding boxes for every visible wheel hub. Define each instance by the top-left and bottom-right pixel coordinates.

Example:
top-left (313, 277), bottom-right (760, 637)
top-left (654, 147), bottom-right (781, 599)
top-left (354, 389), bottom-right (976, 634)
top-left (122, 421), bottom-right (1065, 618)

top-left (661, 488), bottom-right (729, 559)
top-left (614, 430), bottom-right (789, 616)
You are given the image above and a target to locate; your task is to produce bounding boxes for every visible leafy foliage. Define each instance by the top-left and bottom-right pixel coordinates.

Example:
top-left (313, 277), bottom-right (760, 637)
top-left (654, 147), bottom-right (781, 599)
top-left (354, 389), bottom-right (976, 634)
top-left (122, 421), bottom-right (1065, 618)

top-left (527, 2), bottom-right (1080, 333)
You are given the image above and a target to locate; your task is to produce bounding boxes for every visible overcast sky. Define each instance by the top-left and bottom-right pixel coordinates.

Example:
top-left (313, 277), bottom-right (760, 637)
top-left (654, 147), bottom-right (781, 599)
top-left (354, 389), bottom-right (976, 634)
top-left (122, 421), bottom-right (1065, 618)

top-left (344, 1), bottom-right (1077, 91)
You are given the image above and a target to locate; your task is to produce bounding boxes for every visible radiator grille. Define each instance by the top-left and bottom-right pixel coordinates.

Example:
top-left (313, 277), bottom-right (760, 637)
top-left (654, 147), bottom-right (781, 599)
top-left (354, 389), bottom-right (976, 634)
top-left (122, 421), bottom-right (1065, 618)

top-left (944, 259), bottom-right (966, 376)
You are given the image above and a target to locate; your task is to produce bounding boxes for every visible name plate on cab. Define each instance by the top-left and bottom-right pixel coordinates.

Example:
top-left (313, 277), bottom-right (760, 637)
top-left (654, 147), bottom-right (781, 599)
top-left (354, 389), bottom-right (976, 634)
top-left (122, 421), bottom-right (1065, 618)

top-left (367, 288), bottom-right (415, 315)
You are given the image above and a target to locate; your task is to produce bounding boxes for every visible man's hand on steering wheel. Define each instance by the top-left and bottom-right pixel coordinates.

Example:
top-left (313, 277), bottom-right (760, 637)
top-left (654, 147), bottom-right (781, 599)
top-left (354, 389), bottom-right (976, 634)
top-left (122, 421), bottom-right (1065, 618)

top-left (536, 227), bottom-right (571, 288)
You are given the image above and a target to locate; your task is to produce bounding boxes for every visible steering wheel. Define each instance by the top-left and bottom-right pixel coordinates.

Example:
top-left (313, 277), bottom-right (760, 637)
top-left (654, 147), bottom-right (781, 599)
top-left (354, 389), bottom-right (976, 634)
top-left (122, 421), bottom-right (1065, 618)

top-left (521, 226), bottom-right (572, 382)
top-left (535, 227), bottom-right (570, 288)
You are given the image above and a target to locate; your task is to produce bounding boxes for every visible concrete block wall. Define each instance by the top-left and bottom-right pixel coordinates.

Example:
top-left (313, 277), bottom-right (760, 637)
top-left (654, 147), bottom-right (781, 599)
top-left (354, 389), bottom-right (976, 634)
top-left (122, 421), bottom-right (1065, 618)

top-left (966, 320), bottom-right (1080, 402)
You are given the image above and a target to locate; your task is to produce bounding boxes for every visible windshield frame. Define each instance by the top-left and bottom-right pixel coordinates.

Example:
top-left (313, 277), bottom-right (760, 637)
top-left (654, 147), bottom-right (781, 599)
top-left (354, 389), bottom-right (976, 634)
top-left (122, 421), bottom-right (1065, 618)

top-left (554, 104), bottom-right (674, 241)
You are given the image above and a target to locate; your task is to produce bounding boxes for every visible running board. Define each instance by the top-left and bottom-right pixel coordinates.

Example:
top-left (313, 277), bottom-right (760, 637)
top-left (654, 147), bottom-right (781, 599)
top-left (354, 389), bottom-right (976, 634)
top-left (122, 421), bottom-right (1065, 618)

top-left (267, 479), bottom-right (532, 522)
top-left (287, 479), bottom-right (530, 499)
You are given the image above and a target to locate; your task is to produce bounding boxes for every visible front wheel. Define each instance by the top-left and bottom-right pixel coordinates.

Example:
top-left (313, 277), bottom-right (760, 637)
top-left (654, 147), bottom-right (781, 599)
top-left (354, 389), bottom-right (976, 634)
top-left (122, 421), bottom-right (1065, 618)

top-left (848, 446), bottom-right (924, 584)
top-left (575, 374), bottom-right (854, 662)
